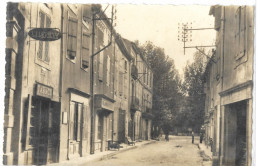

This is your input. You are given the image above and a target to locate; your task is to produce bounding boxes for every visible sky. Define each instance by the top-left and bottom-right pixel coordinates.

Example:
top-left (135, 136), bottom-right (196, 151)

top-left (105, 5), bottom-right (216, 77)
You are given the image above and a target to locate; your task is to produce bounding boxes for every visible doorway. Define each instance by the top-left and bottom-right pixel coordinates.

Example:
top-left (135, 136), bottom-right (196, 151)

top-left (29, 97), bottom-right (59, 164)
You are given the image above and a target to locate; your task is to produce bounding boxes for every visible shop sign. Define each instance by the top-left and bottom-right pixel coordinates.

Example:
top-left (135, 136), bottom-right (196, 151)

top-left (36, 83), bottom-right (53, 99)
top-left (28, 28), bottom-right (62, 41)
top-left (95, 97), bottom-right (114, 111)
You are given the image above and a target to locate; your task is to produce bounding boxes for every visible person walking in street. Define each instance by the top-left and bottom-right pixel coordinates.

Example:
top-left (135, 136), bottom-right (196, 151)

top-left (192, 131), bottom-right (194, 144)
top-left (165, 131), bottom-right (169, 142)
top-left (200, 132), bottom-right (204, 143)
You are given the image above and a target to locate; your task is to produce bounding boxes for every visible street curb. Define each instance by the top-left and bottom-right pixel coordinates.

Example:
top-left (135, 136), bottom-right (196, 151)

top-left (47, 140), bottom-right (157, 166)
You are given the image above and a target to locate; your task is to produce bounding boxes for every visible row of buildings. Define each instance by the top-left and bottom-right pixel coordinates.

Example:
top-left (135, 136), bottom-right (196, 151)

top-left (203, 5), bottom-right (254, 166)
top-left (4, 3), bottom-right (153, 165)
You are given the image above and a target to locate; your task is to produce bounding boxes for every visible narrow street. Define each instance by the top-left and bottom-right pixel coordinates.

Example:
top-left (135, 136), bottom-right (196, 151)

top-left (85, 136), bottom-right (204, 166)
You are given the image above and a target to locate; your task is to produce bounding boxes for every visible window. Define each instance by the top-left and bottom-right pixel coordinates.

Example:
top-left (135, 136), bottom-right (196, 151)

top-left (70, 102), bottom-right (82, 141)
top-left (67, 17), bottom-right (78, 60)
top-left (98, 50), bottom-right (104, 81)
top-left (124, 60), bottom-right (128, 72)
top-left (82, 32), bottom-right (90, 69)
top-left (106, 56), bottom-right (110, 86)
top-left (37, 11), bottom-right (51, 62)
top-left (235, 6), bottom-right (247, 61)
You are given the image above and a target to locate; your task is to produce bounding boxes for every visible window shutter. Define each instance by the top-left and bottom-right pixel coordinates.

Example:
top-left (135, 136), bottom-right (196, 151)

top-left (98, 50), bottom-right (104, 81)
top-left (77, 104), bottom-right (82, 141)
top-left (69, 102), bottom-right (75, 140)
top-left (119, 72), bottom-right (123, 96)
top-left (106, 56), bottom-right (110, 86)
top-left (124, 74), bottom-right (127, 98)
top-left (235, 7), bottom-right (240, 57)
top-left (38, 12), bottom-right (45, 59)
top-left (82, 33), bottom-right (90, 68)
top-left (239, 6), bottom-right (246, 57)
top-left (44, 16), bottom-right (51, 62)
top-left (67, 17), bottom-right (78, 59)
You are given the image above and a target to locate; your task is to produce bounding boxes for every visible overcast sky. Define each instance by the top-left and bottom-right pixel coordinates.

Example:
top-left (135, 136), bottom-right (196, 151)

top-left (105, 5), bottom-right (216, 77)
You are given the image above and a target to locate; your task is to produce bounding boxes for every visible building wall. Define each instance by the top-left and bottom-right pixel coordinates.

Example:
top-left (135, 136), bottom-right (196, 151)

top-left (113, 42), bottom-right (131, 143)
top-left (59, 4), bottom-right (92, 161)
top-left (4, 3), bottom-right (62, 165)
top-left (205, 5), bottom-right (254, 166)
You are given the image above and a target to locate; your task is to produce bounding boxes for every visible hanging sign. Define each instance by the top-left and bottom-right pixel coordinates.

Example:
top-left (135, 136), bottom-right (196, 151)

top-left (28, 28), bottom-right (62, 41)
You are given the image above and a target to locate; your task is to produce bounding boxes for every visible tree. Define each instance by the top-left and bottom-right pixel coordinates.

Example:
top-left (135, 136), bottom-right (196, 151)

top-left (180, 50), bottom-right (206, 132)
top-left (138, 41), bottom-right (183, 136)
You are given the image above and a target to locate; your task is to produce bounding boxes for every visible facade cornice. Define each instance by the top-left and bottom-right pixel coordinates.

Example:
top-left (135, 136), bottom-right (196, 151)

top-left (219, 80), bottom-right (253, 97)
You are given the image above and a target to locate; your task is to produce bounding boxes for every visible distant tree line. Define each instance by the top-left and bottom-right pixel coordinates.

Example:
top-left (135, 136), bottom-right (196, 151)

top-left (137, 41), bottom-right (206, 137)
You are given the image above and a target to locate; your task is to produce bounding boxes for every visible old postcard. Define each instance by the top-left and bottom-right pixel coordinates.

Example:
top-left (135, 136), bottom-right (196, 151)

top-left (2, 1), bottom-right (256, 166)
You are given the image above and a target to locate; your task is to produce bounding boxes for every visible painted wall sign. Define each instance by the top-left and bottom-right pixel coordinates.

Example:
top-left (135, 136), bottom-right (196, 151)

top-left (28, 28), bottom-right (62, 41)
top-left (36, 83), bottom-right (53, 99)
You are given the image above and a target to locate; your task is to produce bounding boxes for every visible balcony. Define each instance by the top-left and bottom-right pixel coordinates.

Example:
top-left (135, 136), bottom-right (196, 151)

top-left (131, 65), bottom-right (138, 80)
top-left (131, 96), bottom-right (139, 112)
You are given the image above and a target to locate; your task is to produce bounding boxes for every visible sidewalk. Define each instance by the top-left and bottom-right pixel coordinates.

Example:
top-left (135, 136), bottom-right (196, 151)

top-left (198, 142), bottom-right (213, 166)
top-left (48, 140), bottom-right (156, 166)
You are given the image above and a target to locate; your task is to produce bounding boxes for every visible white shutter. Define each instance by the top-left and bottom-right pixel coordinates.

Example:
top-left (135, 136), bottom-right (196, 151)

top-left (70, 102), bottom-right (75, 140)
top-left (77, 103), bottom-right (82, 141)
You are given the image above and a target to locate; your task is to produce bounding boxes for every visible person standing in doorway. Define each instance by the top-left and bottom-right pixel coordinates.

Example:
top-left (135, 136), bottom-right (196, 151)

top-left (192, 131), bottom-right (194, 144)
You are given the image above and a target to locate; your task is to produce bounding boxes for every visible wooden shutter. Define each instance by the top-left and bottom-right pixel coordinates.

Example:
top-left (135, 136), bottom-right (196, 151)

top-left (67, 17), bottom-right (78, 58)
top-left (82, 33), bottom-right (90, 68)
top-left (77, 104), bottom-right (82, 141)
top-left (69, 102), bottom-right (75, 140)
top-left (106, 56), bottom-right (110, 86)
top-left (119, 72), bottom-right (123, 96)
top-left (239, 6), bottom-right (246, 58)
top-left (98, 50), bottom-right (104, 81)
top-left (38, 12), bottom-right (45, 59)
top-left (45, 16), bottom-right (51, 62)
top-left (124, 74), bottom-right (127, 98)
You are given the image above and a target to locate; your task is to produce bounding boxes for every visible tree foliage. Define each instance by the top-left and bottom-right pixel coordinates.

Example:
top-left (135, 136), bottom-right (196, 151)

top-left (138, 41), bottom-right (183, 136)
top-left (177, 50), bottom-right (206, 132)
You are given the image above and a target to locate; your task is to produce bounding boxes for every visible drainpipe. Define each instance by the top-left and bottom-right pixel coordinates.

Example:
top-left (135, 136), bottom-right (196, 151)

top-left (90, 6), bottom-right (114, 154)
top-left (219, 6), bottom-right (225, 166)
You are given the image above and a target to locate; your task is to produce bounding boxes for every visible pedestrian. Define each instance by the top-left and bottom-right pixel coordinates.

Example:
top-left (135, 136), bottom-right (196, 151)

top-left (192, 131), bottom-right (194, 144)
top-left (200, 132), bottom-right (204, 143)
top-left (165, 132), bottom-right (169, 142)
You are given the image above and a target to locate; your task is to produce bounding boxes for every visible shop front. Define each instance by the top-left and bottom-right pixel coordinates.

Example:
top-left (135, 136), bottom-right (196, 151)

top-left (94, 95), bottom-right (115, 153)
top-left (67, 90), bottom-right (91, 159)
top-left (23, 83), bottom-right (60, 165)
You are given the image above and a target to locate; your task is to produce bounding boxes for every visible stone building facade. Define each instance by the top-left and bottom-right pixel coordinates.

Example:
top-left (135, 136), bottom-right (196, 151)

top-left (203, 5), bottom-right (254, 166)
top-left (4, 3), bottom-right (153, 165)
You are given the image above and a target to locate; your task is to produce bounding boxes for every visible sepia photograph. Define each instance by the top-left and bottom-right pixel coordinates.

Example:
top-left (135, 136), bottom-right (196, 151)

top-left (1, 0), bottom-right (256, 165)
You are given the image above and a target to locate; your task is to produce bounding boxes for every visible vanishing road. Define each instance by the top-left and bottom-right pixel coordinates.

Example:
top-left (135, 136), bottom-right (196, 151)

top-left (87, 136), bottom-right (206, 166)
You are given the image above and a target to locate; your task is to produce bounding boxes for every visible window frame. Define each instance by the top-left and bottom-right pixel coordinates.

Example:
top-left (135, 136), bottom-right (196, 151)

top-left (37, 10), bottom-right (51, 64)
